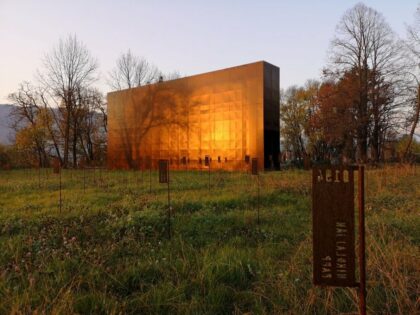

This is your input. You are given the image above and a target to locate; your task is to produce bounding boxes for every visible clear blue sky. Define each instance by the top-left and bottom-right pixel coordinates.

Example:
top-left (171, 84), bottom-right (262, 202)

top-left (0, 0), bottom-right (418, 103)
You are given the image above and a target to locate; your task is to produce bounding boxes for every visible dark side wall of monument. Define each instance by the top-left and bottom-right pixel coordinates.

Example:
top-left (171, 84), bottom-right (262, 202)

top-left (107, 61), bottom-right (280, 170)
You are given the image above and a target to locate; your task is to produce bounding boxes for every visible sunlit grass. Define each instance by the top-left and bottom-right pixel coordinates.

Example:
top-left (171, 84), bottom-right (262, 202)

top-left (0, 166), bottom-right (418, 314)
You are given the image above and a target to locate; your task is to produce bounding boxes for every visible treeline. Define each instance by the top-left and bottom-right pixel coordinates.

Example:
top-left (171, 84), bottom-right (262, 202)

top-left (281, 3), bottom-right (420, 164)
top-left (3, 3), bottom-right (420, 169)
top-left (2, 37), bottom-right (178, 169)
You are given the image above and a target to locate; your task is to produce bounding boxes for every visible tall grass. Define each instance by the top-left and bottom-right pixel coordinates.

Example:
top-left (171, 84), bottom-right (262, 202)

top-left (0, 166), bottom-right (418, 314)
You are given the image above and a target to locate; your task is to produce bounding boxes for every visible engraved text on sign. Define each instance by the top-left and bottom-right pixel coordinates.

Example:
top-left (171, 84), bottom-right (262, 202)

top-left (312, 167), bottom-right (356, 287)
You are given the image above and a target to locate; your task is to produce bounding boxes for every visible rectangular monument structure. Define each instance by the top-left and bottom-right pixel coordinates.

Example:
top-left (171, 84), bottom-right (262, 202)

top-left (107, 61), bottom-right (280, 170)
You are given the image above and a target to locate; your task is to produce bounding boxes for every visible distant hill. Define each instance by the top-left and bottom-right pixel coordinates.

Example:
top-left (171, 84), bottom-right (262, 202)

top-left (0, 104), bottom-right (15, 145)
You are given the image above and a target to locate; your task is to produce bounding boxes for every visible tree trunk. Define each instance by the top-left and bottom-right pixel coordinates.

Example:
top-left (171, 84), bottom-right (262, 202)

top-left (72, 119), bottom-right (78, 168)
top-left (63, 107), bottom-right (71, 168)
top-left (79, 133), bottom-right (89, 162)
top-left (356, 64), bottom-right (369, 164)
top-left (41, 148), bottom-right (49, 167)
top-left (371, 122), bottom-right (380, 163)
top-left (43, 104), bottom-right (63, 164)
top-left (47, 125), bottom-right (62, 164)
top-left (36, 147), bottom-right (42, 168)
top-left (357, 127), bottom-right (368, 163)
top-left (403, 85), bottom-right (420, 161)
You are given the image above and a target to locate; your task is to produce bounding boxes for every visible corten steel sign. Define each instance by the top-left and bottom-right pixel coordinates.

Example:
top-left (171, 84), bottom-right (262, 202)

top-left (251, 158), bottom-right (258, 175)
top-left (79, 158), bottom-right (86, 169)
top-left (252, 157), bottom-right (260, 224)
top-left (312, 166), bottom-right (356, 287)
top-left (107, 61), bottom-right (279, 171)
top-left (145, 157), bottom-right (152, 169)
top-left (158, 159), bottom-right (172, 239)
top-left (53, 158), bottom-right (60, 174)
top-left (303, 154), bottom-right (311, 170)
top-left (159, 160), bottom-right (169, 183)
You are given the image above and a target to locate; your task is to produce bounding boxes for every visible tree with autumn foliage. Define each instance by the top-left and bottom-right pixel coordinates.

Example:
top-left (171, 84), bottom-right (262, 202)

top-left (8, 36), bottom-right (107, 168)
top-left (280, 5), bottom-right (406, 166)
top-left (326, 3), bottom-right (402, 162)
top-left (8, 84), bottom-right (57, 167)
top-left (313, 71), bottom-right (360, 162)
top-left (280, 81), bottom-right (320, 161)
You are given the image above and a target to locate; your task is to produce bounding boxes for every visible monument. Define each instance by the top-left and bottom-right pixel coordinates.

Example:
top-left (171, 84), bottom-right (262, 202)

top-left (107, 61), bottom-right (280, 170)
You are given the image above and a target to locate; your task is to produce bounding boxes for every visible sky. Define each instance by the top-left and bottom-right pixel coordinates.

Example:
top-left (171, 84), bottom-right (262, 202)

top-left (0, 0), bottom-right (418, 103)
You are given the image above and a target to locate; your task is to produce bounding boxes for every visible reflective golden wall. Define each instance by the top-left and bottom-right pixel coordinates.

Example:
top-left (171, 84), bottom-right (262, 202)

top-left (107, 61), bottom-right (279, 171)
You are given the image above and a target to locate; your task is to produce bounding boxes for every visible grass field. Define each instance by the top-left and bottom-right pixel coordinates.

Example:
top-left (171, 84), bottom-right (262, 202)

top-left (0, 166), bottom-right (418, 314)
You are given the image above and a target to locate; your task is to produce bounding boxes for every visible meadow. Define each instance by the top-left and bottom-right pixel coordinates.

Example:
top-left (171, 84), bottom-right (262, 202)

top-left (0, 166), bottom-right (418, 314)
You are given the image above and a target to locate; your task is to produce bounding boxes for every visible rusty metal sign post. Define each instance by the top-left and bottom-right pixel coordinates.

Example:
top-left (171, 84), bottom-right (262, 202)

top-left (181, 156), bottom-right (187, 171)
top-left (38, 161), bottom-right (41, 189)
top-left (205, 156), bottom-right (211, 190)
top-left (53, 158), bottom-right (60, 174)
top-left (159, 159), bottom-right (171, 239)
top-left (83, 165), bottom-right (86, 193)
top-left (59, 164), bottom-right (62, 213)
top-left (80, 158), bottom-right (86, 193)
top-left (244, 155), bottom-right (250, 173)
top-left (251, 158), bottom-right (260, 225)
top-left (312, 165), bottom-right (366, 315)
top-left (145, 157), bottom-right (152, 193)
top-left (141, 158), bottom-right (144, 185)
top-left (53, 158), bottom-right (62, 213)
top-left (52, 158), bottom-right (62, 212)
top-left (358, 166), bottom-right (366, 315)
top-left (93, 166), bottom-right (96, 185)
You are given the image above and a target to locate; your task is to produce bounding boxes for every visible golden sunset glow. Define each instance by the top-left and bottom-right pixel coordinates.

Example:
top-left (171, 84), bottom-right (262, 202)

top-left (107, 61), bottom-right (279, 170)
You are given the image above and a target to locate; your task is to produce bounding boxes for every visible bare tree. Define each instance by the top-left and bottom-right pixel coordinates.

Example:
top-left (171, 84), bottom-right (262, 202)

top-left (402, 6), bottom-right (420, 160)
top-left (107, 50), bottom-right (159, 90)
top-left (38, 35), bottom-right (98, 167)
top-left (75, 88), bottom-right (107, 164)
top-left (327, 3), bottom-right (402, 162)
